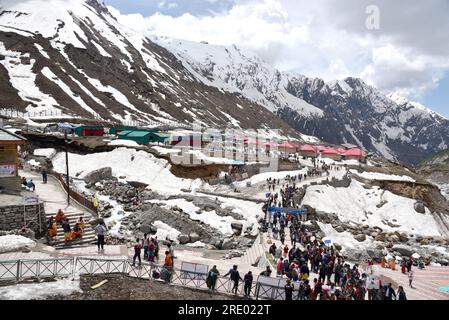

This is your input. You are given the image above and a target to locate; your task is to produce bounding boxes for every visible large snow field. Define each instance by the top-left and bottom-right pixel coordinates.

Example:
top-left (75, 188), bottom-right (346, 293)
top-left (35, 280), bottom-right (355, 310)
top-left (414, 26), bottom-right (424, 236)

top-left (0, 278), bottom-right (81, 300)
top-left (0, 235), bottom-right (36, 254)
top-left (302, 180), bottom-right (442, 237)
top-left (350, 170), bottom-right (416, 182)
top-left (235, 168), bottom-right (309, 187)
top-left (52, 147), bottom-right (205, 196)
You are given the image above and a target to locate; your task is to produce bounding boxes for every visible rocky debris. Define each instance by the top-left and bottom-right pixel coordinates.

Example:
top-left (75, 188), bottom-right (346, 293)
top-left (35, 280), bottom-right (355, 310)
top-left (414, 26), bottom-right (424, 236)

top-left (189, 232), bottom-right (200, 242)
top-left (127, 181), bottom-right (149, 189)
top-left (354, 234), bottom-right (366, 242)
top-left (84, 167), bottom-right (113, 184)
top-left (376, 200), bottom-right (388, 208)
top-left (177, 234), bottom-right (190, 244)
top-left (366, 248), bottom-right (384, 260)
top-left (221, 238), bottom-right (237, 250)
top-left (224, 250), bottom-right (244, 259)
top-left (335, 226), bottom-right (345, 233)
top-left (392, 244), bottom-right (413, 257)
top-left (414, 201), bottom-right (426, 214)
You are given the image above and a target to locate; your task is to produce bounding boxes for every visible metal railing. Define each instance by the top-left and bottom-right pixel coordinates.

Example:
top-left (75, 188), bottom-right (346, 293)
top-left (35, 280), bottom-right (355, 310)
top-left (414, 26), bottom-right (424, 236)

top-left (0, 256), bottom-right (293, 300)
top-left (50, 171), bottom-right (98, 215)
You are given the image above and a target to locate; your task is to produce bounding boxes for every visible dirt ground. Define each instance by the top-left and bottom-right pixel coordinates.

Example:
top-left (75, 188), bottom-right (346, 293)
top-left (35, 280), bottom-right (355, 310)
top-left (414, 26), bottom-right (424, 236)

top-left (50, 274), bottom-right (244, 300)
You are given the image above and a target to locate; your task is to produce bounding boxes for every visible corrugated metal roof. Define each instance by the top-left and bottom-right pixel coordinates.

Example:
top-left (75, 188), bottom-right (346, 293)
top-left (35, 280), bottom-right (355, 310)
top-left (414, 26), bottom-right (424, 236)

top-left (0, 127), bottom-right (27, 142)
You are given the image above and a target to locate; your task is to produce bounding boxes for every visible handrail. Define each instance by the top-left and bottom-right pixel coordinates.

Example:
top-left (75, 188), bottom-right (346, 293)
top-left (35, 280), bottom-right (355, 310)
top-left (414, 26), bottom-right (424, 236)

top-left (0, 256), bottom-right (291, 300)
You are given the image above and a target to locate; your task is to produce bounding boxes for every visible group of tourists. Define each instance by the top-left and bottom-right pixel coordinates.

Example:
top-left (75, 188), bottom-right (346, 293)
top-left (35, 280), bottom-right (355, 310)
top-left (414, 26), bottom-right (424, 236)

top-left (47, 209), bottom-right (86, 244)
top-left (21, 177), bottom-right (35, 191)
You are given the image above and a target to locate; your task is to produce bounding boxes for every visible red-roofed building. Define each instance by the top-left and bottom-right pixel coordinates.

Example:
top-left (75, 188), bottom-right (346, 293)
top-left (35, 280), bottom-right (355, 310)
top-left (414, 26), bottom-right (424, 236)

top-left (321, 147), bottom-right (342, 161)
top-left (278, 141), bottom-right (297, 155)
top-left (298, 144), bottom-right (318, 158)
top-left (343, 148), bottom-right (367, 160)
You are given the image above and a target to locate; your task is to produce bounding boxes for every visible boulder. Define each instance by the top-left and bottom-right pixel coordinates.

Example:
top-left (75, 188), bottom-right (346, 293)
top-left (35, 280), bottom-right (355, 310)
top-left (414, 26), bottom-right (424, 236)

top-left (84, 167), bottom-right (113, 184)
top-left (231, 222), bottom-right (243, 231)
top-left (333, 243), bottom-right (342, 251)
top-left (392, 244), bottom-right (413, 257)
top-left (0, 54), bottom-right (5, 60)
top-left (366, 248), bottom-right (383, 260)
top-left (335, 226), bottom-right (345, 233)
top-left (126, 189), bottom-right (136, 197)
top-left (102, 210), bottom-right (112, 218)
top-left (354, 234), bottom-right (366, 242)
top-left (189, 232), bottom-right (200, 243)
top-left (178, 234), bottom-right (190, 244)
top-left (140, 224), bottom-right (157, 235)
top-left (375, 234), bottom-right (385, 242)
top-left (222, 238), bottom-right (235, 250)
top-left (127, 181), bottom-right (149, 189)
top-left (414, 202), bottom-right (426, 214)
top-left (436, 258), bottom-right (449, 266)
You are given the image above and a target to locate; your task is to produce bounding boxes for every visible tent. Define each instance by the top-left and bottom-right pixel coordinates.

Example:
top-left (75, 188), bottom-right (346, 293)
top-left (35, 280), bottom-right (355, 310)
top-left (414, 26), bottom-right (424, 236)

top-left (278, 141), bottom-right (297, 155)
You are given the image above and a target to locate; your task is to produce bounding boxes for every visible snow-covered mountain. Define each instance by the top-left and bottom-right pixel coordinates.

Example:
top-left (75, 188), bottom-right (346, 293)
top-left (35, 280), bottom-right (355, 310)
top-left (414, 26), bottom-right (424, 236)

top-left (154, 38), bottom-right (449, 165)
top-left (1, 0), bottom-right (448, 165)
top-left (0, 0), bottom-right (302, 139)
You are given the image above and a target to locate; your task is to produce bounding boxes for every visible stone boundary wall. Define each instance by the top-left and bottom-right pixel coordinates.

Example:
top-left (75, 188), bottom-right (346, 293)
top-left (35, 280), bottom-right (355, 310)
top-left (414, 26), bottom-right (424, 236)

top-left (0, 202), bottom-right (46, 237)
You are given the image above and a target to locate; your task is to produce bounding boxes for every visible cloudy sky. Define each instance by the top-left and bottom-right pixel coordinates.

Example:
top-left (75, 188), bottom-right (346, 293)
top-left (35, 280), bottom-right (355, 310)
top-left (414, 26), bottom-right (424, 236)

top-left (104, 0), bottom-right (449, 117)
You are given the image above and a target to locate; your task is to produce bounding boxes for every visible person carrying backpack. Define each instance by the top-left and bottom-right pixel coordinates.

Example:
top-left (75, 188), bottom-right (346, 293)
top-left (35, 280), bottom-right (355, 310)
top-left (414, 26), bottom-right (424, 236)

top-left (207, 265), bottom-right (220, 292)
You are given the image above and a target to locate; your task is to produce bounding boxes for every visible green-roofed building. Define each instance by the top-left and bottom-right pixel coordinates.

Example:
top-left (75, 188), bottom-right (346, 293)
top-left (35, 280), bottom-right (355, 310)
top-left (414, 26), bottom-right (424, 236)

top-left (109, 126), bottom-right (157, 135)
top-left (118, 130), bottom-right (151, 145)
top-left (149, 132), bottom-right (169, 144)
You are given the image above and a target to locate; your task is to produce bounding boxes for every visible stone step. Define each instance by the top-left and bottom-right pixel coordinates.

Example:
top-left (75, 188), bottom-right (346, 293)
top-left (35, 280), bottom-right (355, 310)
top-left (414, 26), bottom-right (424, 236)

top-left (53, 234), bottom-right (97, 247)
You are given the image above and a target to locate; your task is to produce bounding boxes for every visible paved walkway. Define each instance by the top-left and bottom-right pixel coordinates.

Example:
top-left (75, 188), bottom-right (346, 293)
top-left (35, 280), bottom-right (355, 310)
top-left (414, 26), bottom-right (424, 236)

top-left (372, 265), bottom-right (449, 300)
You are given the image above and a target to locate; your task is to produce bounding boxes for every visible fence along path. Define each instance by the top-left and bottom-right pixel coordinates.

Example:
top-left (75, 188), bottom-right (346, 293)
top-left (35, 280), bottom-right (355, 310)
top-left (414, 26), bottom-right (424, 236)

top-left (0, 256), bottom-right (300, 300)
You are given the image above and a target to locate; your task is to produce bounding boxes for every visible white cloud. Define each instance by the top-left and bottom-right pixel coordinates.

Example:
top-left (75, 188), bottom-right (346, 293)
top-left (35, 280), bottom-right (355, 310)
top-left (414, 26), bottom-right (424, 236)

top-left (107, 0), bottom-right (449, 100)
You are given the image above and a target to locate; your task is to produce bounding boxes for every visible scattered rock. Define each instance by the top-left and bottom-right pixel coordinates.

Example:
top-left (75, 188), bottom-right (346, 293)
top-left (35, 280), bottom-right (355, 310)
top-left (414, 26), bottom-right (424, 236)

top-left (127, 181), bottom-right (149, 189)
top-left (414, 202), bottom-right (426, 214)
top-left (333, 243), bottom-right (342, 251)
top-left (178, 234), bottom-right (190, 244)
top-left (189, 232), bottom-right (200, 243)
top-left (222, 238), bottom-right (235, 250)
top-left (366, 248), bottom-right (383, 260)
top-left (354, 234), bottom-right (366, 242)
top-left (84, 167), bottom-right (113, 184)
top-left (335, 226), bottom-right (345, 233)
top-left (392, 244), bottom-right (413, 257)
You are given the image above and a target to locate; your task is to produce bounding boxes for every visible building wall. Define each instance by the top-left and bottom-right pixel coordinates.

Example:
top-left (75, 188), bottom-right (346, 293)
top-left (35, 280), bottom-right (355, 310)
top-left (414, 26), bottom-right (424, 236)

top-left (0, 176), bottom-right (21, 194)
top-left (0, 203), bottom-right (46, 237)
